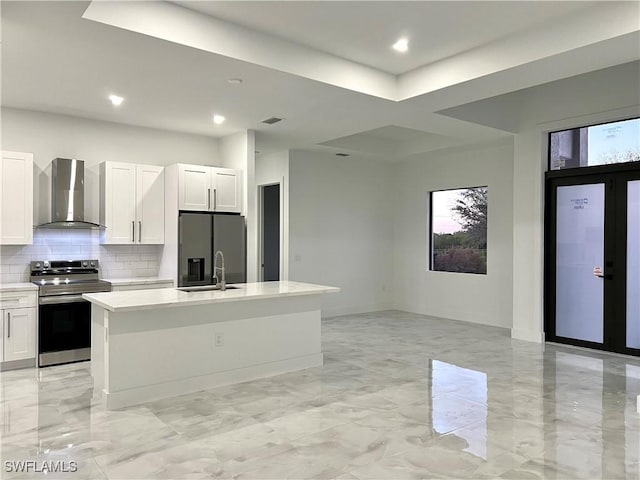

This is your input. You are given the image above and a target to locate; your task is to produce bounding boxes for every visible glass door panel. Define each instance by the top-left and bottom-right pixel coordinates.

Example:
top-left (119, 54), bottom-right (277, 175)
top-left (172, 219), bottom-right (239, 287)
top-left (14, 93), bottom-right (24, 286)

top-left (627, 180), bottom-right (640, 349)
top-left (555, 184), bottom-right (605, 343)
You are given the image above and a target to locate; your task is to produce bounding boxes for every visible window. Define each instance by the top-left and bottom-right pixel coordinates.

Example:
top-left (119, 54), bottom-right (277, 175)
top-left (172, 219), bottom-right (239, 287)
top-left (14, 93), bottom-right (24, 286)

top-left (430, 186), bottom-right (487, 274)
top-left (549, 117), bottom-right (640, 171)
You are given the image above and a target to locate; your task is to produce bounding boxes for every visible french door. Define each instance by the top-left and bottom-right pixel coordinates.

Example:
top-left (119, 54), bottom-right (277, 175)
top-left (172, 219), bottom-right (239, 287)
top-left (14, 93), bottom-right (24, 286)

top-left (546, 167), bottom-right (640, 356)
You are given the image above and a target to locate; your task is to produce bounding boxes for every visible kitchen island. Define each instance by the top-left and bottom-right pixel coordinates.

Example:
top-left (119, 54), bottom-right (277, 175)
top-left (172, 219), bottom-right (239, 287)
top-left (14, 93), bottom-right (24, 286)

top-left (83, 281), bottom-right (339, 409)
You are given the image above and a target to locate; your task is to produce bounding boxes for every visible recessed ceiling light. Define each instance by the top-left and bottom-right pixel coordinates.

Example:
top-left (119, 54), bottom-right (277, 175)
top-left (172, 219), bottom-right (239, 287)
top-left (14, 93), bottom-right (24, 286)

top-left (108, 94), bottom-right (124, 106)
top-left (392, 38), bottom-right (409, 53)
top-left (213, 114), bottom-right (226, 125)
top-left (228, 78), bottom-right (243, 84)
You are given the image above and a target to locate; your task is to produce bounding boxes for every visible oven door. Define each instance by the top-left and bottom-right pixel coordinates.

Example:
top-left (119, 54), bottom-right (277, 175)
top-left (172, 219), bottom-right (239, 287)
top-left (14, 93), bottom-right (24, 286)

top-left (38, 295), bottom-right (91, 367)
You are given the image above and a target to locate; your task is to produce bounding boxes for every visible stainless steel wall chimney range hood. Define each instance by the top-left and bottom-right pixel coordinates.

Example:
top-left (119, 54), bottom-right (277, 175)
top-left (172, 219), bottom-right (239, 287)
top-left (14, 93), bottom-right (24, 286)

top-left (36, 158), bottom-right (105, 230)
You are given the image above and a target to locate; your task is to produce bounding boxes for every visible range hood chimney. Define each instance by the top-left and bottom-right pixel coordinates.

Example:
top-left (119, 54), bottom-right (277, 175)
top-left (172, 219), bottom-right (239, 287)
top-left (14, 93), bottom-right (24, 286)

top-left (36, 158), bottom-right (104, 230)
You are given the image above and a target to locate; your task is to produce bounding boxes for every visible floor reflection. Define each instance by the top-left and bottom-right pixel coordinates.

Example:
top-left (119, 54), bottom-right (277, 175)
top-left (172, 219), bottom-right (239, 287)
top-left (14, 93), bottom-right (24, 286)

top-left (430, 360), bottom-right (488, 459)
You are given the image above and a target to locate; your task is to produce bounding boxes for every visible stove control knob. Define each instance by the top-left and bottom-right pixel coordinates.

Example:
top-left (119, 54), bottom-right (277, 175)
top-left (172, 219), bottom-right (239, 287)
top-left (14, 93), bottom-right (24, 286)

top-left (82, 261), bottom-right (88, 267)
top-left (43, 261), bottom-right (49, 268)
top-left (34, 262), bottom-right (41, 268)
top-left (90, 261), bottom-right (96, 267)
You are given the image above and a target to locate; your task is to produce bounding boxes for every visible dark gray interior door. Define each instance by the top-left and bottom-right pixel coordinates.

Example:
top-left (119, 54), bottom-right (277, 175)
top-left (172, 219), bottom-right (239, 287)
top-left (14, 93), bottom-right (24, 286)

top-left (262, 184), bottom-right (280, 282)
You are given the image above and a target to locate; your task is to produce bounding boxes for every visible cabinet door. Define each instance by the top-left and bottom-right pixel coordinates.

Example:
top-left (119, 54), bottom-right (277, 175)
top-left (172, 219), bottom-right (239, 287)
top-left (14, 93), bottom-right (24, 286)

top-left (212, 168), bottom-right (241, 213)
top-left (178, 164), bottom-right (212, 211)
top-left (102, 162), bottom-right (137, 244)
top-left (136, 165), bottom-right (165, 244)
top-left (3, 308), bottom-right (36, 362)
top-left (0, 152), bottom-right (33, 245)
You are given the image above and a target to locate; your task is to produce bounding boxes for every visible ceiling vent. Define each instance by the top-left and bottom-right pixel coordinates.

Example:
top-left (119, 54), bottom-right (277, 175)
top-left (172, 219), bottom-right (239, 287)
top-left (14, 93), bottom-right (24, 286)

top-left (335, 153), bottom-right (350, 157)
top-left (261, 117), bottom-right (283, 125)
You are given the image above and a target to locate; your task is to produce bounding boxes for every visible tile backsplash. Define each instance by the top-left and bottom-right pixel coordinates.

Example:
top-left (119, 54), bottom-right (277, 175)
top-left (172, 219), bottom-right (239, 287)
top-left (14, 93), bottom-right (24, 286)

top-left (0, 230), bottom-right (162, 283)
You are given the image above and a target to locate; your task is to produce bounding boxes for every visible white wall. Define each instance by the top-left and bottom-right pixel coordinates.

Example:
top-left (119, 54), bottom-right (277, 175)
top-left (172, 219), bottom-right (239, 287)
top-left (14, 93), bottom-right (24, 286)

top-left (0, 107), bottom-right (220, 281)
top-left (219, 130), bottom-right (257, 282)
top-left (393, 140), bottom-right (514, 328)
top-left (255, 150), bottom-right (290, 280)
top-left (288, 150), bottom-right (394, 317)
top-left (1, 107), bottom-right (220, 225)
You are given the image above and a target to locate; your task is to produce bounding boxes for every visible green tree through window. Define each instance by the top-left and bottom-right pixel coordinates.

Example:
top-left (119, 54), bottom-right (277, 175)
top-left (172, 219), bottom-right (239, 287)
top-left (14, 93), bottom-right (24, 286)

top-left (431, 186), bottom-right (487, 274)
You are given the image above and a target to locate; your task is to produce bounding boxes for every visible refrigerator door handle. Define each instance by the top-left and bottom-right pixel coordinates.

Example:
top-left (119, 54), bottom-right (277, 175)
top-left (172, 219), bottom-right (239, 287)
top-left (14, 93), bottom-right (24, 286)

top-left (207, 188), bottom-right (211, 210)
top-left (214, 189), bottom-right (217, 211)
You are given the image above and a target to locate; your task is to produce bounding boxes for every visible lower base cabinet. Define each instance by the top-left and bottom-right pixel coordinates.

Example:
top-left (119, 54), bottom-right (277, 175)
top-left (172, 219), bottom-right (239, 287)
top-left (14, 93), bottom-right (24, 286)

top-left (0, 290), bottom-right (37, 370)
top-left (3, 308), bottom-right (36, 362)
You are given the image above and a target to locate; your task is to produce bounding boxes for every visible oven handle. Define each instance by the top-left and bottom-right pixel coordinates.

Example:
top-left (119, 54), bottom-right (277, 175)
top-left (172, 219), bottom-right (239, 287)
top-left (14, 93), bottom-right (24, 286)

top-left (39, 295), bottom-right (87, 305)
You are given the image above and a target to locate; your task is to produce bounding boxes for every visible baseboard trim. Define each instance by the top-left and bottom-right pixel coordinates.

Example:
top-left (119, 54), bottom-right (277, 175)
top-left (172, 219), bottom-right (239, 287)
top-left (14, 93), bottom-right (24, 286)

top-left (1, 358), bottom-right (36, 371)
top-left (322, 304), bottom-right (393, 318)
top-left (102, 352), bottom-right (323, 410)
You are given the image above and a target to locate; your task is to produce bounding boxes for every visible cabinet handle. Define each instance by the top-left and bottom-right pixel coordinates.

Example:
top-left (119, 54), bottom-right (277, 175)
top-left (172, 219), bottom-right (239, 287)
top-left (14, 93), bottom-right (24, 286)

top-left (139, 221), bottom-right (142, 243)
top-left (207, 188), bottom-right (211, 210)
top-left (132, 220), bottom-right (135, 242)
top-left (214, 189), bottom-right (217, 210)
top-left (7, 312), bottom-right (10, 338)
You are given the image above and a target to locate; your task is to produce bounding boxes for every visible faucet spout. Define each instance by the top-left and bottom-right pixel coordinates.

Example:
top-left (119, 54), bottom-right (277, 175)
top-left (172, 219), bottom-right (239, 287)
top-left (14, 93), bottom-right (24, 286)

top-left (213, 250), bottom-right (226, 291)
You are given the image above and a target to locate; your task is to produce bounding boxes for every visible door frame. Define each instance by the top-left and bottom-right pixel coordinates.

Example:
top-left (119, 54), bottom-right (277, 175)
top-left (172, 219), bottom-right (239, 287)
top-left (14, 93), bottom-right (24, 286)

top-left (544, 161), bottom-right (640, 356)
top-left (257, 182), bottom-right (283, 282)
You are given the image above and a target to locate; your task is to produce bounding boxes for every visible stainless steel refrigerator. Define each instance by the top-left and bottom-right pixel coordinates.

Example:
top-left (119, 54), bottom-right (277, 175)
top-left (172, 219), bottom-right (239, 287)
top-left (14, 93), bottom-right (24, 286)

top-left (178, 212), bottom-right (246, 287)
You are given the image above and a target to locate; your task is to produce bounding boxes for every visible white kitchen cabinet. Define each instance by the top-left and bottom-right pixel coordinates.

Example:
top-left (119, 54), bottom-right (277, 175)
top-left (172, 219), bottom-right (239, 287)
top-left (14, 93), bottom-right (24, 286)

top-left (3, 308), bottom-right (36, 362)
top-left (0, 289), bottom-right (37, 368)
top-left (0, 151), bottom-right (33, 245)
top-left (136, 165), bottom-right (165, 244)
top-left (178, 164), bottom-right (241, 213)
top-left (101, 162), bottom-right (164, 244)
top-left (178, 164), bottom-right (211, 211)
top-left (101, 162), bottom-right (136, 244)
top-left (212, 168), bottom-right (241, 213)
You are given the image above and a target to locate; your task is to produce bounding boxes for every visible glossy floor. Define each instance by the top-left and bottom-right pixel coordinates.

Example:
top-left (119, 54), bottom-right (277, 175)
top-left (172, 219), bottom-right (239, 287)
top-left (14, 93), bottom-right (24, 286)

top-left (1, 311), bottom-right (639, 479)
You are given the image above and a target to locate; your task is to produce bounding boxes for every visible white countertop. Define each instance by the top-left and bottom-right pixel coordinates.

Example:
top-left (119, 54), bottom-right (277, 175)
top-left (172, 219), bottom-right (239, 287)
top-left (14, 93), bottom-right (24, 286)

top-left (0, 282), bottom-right (38, 293)
top-left (83, 281), bottom-right (340, 312)
top-left (103, 277), bottom-right (174, 286)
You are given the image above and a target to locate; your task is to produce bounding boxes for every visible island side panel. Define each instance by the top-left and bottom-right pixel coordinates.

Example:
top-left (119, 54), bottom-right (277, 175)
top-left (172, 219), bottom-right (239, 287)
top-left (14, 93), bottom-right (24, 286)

top-left (103, 294), bottom-right (323, 409)
top-left (90, 303), bottom-right (107, 396)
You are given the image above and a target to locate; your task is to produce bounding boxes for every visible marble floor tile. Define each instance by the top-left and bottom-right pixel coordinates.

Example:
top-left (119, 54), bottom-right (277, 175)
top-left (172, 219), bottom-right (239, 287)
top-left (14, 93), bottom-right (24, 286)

top-left (2, 310), bottom-right (640, 479)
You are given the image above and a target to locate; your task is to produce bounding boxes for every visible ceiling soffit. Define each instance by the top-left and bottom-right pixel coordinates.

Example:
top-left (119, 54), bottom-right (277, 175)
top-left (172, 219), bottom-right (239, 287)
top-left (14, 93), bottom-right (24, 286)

top-left (82, 1), bottom-right (640, 102)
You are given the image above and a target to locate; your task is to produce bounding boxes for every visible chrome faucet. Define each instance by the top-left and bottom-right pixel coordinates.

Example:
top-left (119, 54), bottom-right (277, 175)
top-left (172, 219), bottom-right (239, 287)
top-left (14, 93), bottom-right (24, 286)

top-left (213, 250), bottom-right (226, 291)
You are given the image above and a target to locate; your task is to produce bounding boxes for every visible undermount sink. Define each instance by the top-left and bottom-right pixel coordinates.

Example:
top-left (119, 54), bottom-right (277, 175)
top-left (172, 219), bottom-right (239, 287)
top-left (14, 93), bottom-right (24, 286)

top-left (177, 285), bottom-right (240, 293)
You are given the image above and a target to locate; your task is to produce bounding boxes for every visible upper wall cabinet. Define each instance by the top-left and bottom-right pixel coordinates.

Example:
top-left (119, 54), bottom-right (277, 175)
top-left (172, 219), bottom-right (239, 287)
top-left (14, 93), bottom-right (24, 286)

top-left (0, 151), bottom-right (34, 245)
top-left (177, 164), bottom-right (241, 213)
top-left (100, 162), bottom-right (165, 244)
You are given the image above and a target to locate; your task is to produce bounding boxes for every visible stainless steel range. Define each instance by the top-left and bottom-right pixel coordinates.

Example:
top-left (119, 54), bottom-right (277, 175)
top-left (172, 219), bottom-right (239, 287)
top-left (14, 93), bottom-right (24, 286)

top-left (31, 260), bottom-right (111, 367)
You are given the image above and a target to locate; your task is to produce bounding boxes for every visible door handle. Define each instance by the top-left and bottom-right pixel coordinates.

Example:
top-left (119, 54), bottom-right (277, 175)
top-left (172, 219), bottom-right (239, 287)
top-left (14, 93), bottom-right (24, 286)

top-left (139, 221), bottom-right (142, 243)
top-left (214, 189), bottom-right (217, 210)
top-left (7, 312), bottom-right (10, 338)
top-left (208, 188), bottom-right (211, 210)
top-left (132, 220), bottom-right (135, 242)
top-left (593, 267), bottom-right (611, 279)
